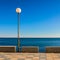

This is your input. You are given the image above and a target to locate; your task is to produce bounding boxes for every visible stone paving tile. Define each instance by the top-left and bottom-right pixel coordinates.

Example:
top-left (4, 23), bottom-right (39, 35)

top-left (40, 53), bottom-right (46, 60)
top-left (0, 53), bottom-right (60, 60)
top-left (33, 57), bottom-right (39, 60)
top-left (25, 59), bottom-right (32, 60)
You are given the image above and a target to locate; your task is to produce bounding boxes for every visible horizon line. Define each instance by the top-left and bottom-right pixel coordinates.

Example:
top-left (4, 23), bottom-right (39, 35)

top-left (0, 37), bottom-right (60, 38)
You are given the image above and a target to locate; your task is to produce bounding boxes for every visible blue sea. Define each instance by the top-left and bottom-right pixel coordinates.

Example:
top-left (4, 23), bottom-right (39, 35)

top-left (0, 38), bottom-right (60, 52)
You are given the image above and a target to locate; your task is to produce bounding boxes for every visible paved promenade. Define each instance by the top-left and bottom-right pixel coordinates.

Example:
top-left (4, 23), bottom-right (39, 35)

top-left (0, 53), bottom-right (60, 60)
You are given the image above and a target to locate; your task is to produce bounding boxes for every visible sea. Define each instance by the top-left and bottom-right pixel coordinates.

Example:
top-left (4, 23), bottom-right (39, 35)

top-left (0, 38), bottom-right (60, 52)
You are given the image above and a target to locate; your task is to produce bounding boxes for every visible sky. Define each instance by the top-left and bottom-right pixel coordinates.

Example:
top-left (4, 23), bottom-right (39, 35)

top-left (0, 0), bottom-right (60, 38)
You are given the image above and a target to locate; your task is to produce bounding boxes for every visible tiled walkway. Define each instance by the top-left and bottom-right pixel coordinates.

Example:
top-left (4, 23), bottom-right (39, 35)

top-left (0, 53), bottom-right (60, 60)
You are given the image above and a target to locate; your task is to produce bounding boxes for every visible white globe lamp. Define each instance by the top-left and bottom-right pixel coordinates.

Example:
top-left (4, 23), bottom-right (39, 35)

top-left (16, 8), bottom-right (21, 13)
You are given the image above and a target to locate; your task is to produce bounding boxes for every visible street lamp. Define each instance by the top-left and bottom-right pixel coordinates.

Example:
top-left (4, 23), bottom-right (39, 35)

top-left (16, 8), bottom-right (21, 52)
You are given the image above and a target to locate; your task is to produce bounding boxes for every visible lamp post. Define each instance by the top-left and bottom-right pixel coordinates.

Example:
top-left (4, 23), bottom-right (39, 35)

top-left (16, 8), bottom-right (21, 52)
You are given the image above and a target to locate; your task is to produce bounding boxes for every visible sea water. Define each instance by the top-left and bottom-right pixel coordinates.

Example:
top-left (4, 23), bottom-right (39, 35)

top-left (0, 38), bottom-right (60, 52)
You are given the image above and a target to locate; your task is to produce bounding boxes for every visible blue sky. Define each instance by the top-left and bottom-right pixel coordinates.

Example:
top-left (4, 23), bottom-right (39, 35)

top-left (0, 0), bottom-right (60, 37)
